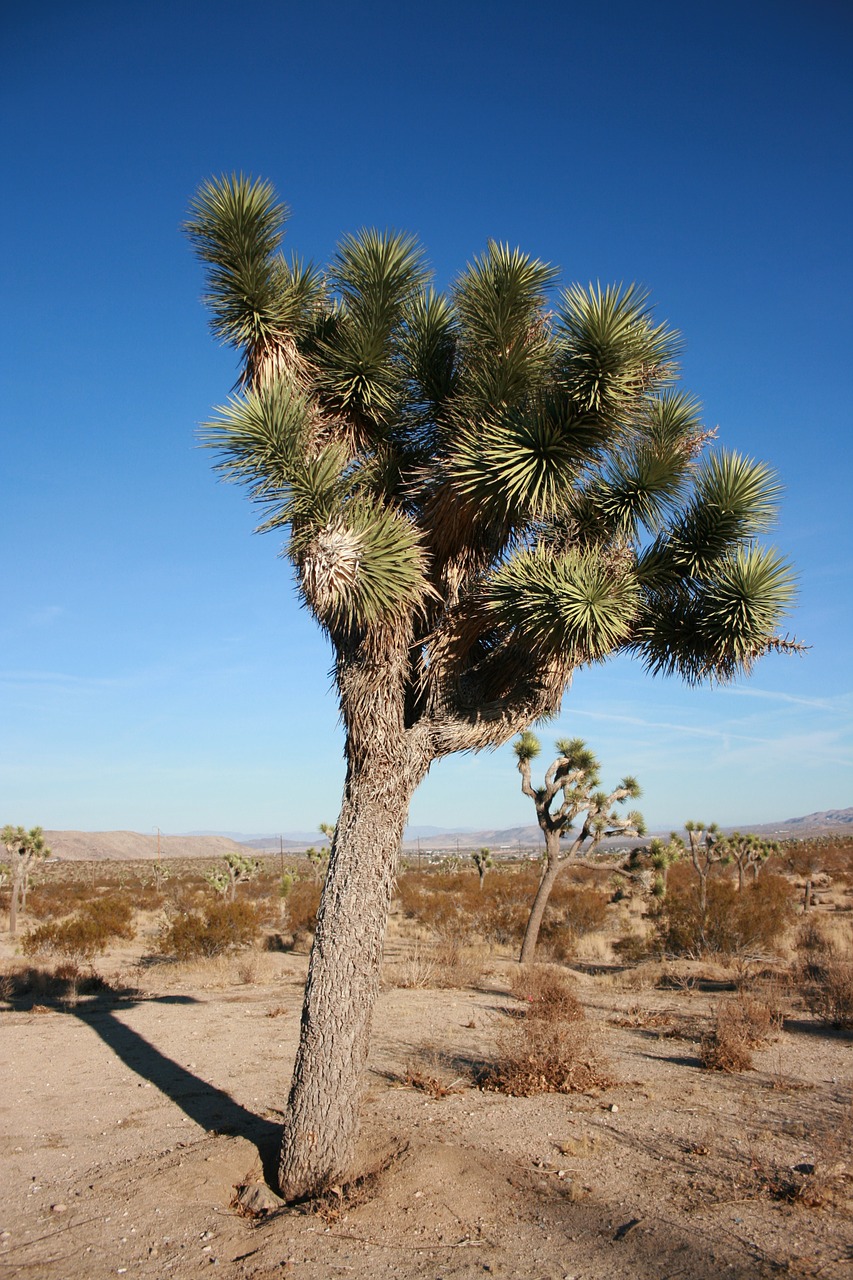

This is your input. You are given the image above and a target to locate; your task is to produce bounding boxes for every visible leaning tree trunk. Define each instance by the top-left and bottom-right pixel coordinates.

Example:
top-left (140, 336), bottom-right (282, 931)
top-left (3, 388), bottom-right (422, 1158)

top-left (519, 832), bottom-right (562, 964)
top-left (278, 696), bottom-right (429, 1201)
top-left (9, 874), bottom-right (21, 936)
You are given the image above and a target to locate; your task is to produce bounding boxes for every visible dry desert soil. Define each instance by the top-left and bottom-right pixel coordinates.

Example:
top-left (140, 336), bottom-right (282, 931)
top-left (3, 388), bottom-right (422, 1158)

top-left (1, 895), bottom-right (852, 1280)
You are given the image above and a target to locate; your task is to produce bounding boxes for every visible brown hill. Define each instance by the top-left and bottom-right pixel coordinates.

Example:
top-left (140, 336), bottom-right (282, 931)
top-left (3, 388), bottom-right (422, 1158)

top-left (42, 831), bottom-right (255, 862)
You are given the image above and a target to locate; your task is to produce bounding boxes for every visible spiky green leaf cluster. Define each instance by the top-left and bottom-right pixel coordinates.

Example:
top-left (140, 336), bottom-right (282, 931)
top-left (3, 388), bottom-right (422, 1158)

top-left (489, 547), bottom-right (640, 663)
top-left (189, 175), bottom-right (797, 685)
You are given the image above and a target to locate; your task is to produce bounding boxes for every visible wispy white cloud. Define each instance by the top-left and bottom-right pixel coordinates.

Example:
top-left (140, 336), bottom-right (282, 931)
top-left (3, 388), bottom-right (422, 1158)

top-left (566, 707), bottom-right (777, 747)
top-left (723, 687), bottom-right (852, 713)
top-left (27, 605), bottom-right (63, 627)
top-left (721, 729), bottom-right (853, 771)
top-left (0, 669), bottom-right (126, 690)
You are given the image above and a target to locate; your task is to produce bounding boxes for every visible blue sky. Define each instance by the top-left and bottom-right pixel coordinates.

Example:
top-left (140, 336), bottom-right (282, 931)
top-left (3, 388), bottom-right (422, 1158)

top-left (2, 0), bottom-right (851, 834)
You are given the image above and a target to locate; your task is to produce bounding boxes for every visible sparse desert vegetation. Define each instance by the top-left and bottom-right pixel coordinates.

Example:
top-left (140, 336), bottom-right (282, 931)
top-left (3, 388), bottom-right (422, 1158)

top-left (1, 838), bottom-right (852, 1277)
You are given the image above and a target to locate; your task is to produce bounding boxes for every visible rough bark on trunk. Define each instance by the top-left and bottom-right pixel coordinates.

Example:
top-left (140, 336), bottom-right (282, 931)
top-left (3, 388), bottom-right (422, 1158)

top-left (9, 876), bottom-right (21, 936)
top-left (278, 724), bottom-right (428, 1201)
top-left (518, 832), bottom-right (562, 964)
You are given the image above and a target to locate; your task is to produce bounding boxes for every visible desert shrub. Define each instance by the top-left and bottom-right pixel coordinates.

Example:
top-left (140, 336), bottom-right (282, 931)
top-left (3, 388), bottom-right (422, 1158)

top-left (612, 930), bottom-right (654, 963)
top-left (797, 923), bottom-right (853, 1028)
top-left (157, 898), bottom-right (261, 960)
top-left (700, 992), bottom-right (781, 1072)
top-left (540, 885), bottom-right (610, 958)
top-left (22, 918), bottom-right (101, 960)
top-left (397, 870), bottom-right (486, 939)
top-left (25, 881), bottom-right (93, 920)
top-left (285, 879), bottom-right (322, 937)
top-left (22, 893), bottom-right (136, 960)
top-left (796, 918), bottom-right (836, 979)
top-left (428, 937), bottom-right (485, 988)
top-left (657, 872), bottom-right (793, 958)
top-left (85, 893), bottom-right (135, 937)
top-left (481, 965), bottom-right (608, 1095)
top-left (390, 938), bottom-right (484, 989)
top-left (1, 962), bottom-right (113, 1003)
top-left (391, 941), bottom-right (439, 989)
top-left (810, 961), bottom-right (853, 1029)
top-left (396, 864), bottom-right (610, 953)
top-left (508, 963), bottom-right (584, 1020)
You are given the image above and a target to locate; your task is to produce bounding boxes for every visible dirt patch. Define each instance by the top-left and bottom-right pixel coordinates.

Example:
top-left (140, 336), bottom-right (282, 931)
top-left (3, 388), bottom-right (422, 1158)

top-left (1, 925), bottom-right (852, 1277)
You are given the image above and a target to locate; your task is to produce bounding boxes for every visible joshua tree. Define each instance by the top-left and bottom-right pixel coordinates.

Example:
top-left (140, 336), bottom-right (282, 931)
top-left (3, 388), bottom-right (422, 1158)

top-left (207, 849), bottom-right (259, 901)
top-left (515, 734), bottom-right (643, 962)
top-left (2, 825), bottom-right (50, 935)
top-left (684, 821), bottom-right (722, 915)
top-left (151, 858), bottom-right (171, 894)
top-left (472, 846), bottom-right (493, 888)
top-left (718, 830), bottom-right (778, 890)
top-left (647, 834), bottom-right (684, 899)
top-left (187, 175), bottom-right (798, 1200)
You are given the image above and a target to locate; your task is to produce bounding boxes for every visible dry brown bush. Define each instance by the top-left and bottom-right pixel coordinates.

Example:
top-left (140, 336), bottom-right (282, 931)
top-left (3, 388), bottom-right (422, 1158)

top-left (481, 965), bottom-right (609, 1095)
top-left (508, 963), bottom-right (584, 1020)
top-left (396, 865), bottom-right (613, 956)
top-left (0, 962), bottom-right (116, 1004)
top-left (796, 918), bottom-right (853, 1028)
top-left (285, 879), bottom-right (322, 938)
top-left (25, 881), bottom-right (94, 920)
top-left (156, 898), bottom-right (261, 960)
top-left (22, 893), bottom-right (136, 960)
top-left (807, 957), bottom-right (853, 1029)
top-left (657, 869), bottom-right (794, 958)
top-left (540, 885), bottom-right (610, 959)
top-left (390, 941), bottom-right (438, 989)
top-left (700, 992), bottom-right (781, 1072)
top-left (390, 938), bottom-right (484, 990)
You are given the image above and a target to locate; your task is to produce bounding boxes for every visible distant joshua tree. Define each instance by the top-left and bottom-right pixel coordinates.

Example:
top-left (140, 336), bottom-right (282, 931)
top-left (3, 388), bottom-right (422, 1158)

top-left (717, 830), bottom-right (778, 890)
top-left (648, 834), bottom-right (685, 899)
top-left (514, 735), bottom-right (643, 962)
top-left (472, 846), bottom-right (493, 888)
top-left (684, 821), bottom-right (722, 914)
top-left (306, 823), bottom-right (336, 882)
top-left (207, 849), bottom-right (259, 901)
top-left (2, 825), bottom-right (51, 935)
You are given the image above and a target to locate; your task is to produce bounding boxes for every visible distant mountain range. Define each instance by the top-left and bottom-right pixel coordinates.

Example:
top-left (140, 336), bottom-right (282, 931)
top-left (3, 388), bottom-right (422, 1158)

top-left (43, 808), bottom-right (852, 860)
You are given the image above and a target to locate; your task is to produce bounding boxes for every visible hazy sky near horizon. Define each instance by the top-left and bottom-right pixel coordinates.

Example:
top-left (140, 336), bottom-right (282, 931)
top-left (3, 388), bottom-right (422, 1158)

top-left (2, 0), bottom-right (851, 835)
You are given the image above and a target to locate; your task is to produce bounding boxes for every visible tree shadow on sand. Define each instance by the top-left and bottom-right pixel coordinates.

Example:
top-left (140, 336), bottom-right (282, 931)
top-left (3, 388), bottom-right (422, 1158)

top-left (5, 969), bottom-right (281, 1182)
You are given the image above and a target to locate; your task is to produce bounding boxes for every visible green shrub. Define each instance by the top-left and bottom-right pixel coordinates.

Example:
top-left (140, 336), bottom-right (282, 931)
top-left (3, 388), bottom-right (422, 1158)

top-left (157, 898), bottom-right (261, 960)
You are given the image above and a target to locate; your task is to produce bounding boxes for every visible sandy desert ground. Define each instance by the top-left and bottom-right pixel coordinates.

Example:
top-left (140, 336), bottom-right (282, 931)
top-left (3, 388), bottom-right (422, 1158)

top-left (1, 878), bottom-right (852, 1280)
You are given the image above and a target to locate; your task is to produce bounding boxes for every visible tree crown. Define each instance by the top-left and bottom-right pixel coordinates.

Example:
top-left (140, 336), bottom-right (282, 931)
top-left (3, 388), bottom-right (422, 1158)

top-left (188, 175), bottom-right (799, 755)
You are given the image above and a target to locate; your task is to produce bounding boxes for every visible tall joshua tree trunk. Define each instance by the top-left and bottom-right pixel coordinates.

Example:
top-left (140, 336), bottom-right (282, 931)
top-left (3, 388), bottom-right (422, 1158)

top-left (278, 652), bottom-right (430, 1201)
top-left (519, 831), bottom-right (562, 964)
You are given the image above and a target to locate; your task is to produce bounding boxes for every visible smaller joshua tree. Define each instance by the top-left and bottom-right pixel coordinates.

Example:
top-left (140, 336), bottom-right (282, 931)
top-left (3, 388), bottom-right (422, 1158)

top-left (515, 734), bottom-right (644, 962)
top-left (684, 821), bottom-right (722, 915)
top-left (306, 824), bottom-right (335, 883)
top-left (717, 831), bottom-right (778, 890)
top-left (648, 834), bottom-right (685, 899)
top-left (472, 847), bottom-right (493, 889)
top-left (2, 825), bottom-right (51, 936)
top-left (207, 849), bottom-right (259, 901)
